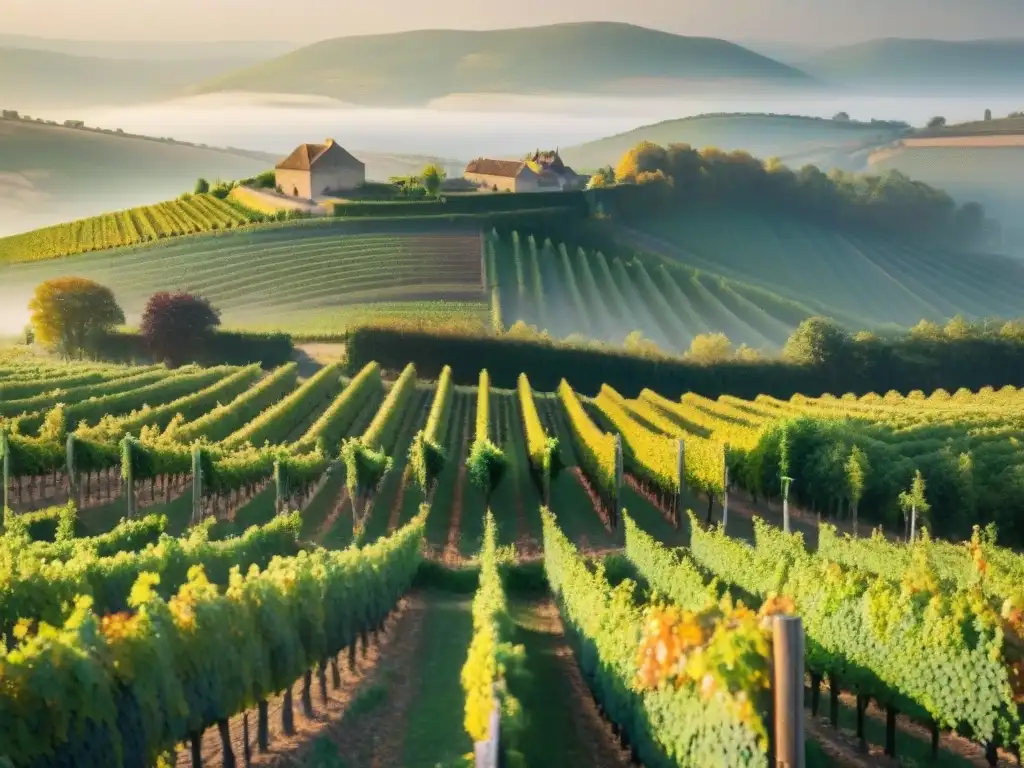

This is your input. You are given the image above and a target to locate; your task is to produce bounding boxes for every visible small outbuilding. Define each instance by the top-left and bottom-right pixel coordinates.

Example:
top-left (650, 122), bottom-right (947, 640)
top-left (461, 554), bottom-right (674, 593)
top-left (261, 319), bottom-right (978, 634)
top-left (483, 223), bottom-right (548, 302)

top-left (275, 139), bottom-right (365, 199)
top-left (463, 149), bottom-right (585, 193)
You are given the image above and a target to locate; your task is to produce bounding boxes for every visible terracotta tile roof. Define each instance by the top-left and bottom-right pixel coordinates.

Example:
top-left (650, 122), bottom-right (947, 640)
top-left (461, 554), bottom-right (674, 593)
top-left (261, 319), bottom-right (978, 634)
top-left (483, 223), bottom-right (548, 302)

top-left (276, 139), bottom-right (363, 171)
top-left (464, 158), bottom-right (525, 178)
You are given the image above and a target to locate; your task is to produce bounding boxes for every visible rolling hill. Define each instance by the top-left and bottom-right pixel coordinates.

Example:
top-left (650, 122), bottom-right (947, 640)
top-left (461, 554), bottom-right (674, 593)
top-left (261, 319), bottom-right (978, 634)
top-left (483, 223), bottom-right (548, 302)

top-left (0, 116), bottom-right (464, 237)
top-left (866, 115), bottom-right (1024, 252)
top-left (0, 224), bottom-right (490, 336)
top-left (802, 38), bottom-right (1024, 92)
top-left (3, 203), bottom-right (1019, 348)
top-left (560, 113), bottom-right (908, 172)
top-left (0, 34), bottom-right (297, 61)
top-left (190, 22), bottom-right (816, 106)
top-left (616, 210), bottom-right (1024, 340)
top-left (0, 116), bottom-right (269, 236)
top-left (869, 142), bottom-right (1024, 253)
top-left (0, 47), bottom-right (265, 109)
top-left (910, 115), bottom-right (1024, 138)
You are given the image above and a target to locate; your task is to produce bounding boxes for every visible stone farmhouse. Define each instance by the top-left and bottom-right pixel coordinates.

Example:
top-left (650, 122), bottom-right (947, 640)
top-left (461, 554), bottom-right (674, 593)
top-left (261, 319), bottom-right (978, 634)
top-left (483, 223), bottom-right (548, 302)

top-left (464, 149), bottom-right (586, 193)
top-left (275, 139), bottom-right (365, 199)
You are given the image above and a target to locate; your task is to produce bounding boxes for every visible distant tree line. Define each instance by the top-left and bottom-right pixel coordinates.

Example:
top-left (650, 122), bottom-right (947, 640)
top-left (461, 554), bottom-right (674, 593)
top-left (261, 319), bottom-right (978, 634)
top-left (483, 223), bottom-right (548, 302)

top-left (630, 111), bottom-right (910, 130)
top-left (591, 141), bottom-right (997, 248)
top-left (345, 316), bottom-right (1024, 402)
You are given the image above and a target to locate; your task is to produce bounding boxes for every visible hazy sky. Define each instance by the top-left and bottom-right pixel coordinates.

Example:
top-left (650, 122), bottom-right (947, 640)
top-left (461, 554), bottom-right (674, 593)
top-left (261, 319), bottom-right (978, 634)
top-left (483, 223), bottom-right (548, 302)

top-left (2, 0), bottom-right (1023, 45)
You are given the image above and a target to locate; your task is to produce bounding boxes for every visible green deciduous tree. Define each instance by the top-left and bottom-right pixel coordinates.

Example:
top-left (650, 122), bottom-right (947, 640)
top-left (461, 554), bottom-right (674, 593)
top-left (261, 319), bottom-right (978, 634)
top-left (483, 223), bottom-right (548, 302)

top-left (909, 319), bottom-right (943, 341)
top-left (734, 344), bottom-right (762, 361)
top-left (587, 166), bottom-right (616, 189)
top-left (782, 317), bottom-right (851, 367)
top-left (686, 332), bottom-right (732, 363)
top-left (29, 278), bottom-right (124, 359)
top-left (623, 330), bottom-right (664, 357)
top-left (420, 164), bottom-right (445, 197)
top-left (944, 314), bottom-right (974, 340)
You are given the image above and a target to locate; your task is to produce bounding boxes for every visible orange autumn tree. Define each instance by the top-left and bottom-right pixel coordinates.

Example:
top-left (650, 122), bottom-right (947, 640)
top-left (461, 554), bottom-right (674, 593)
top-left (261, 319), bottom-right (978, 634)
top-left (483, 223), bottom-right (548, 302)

top-left (29, 277), bottom-right (124, 359)
top-left (614, 141), bottom-right (669, 183)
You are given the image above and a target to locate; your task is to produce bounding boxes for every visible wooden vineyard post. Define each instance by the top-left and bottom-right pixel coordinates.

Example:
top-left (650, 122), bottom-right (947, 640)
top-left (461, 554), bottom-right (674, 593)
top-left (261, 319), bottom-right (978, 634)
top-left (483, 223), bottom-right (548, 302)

top-left (1, 430), bottom-right (9, 512)
top-left (480, 234), bottom-right (488, 292)
top-left (613, 433), bottom-right (623, 530)
top-left (66, 434), bottom-right (80, 509)
top-left (542, 456), bottom-right (551, 509)
top-left (121, 437), bottom-right (135, 518)
top-left (274, 460), bottom-right (284, 516)
top-left (773, 615), bottom-right (806, 768)
top-left (781, 476), bottom-right (794, 534)
top-left (910, 503), bottom-right (917, 544)
top-left (474, 691), bottom-right (501, 768)
top-left (674, 439), bottom-right (684, 529)
top-left (191, 445), bottom-right (203, 524)
top-left (721, 444), bottom-right (729, 532)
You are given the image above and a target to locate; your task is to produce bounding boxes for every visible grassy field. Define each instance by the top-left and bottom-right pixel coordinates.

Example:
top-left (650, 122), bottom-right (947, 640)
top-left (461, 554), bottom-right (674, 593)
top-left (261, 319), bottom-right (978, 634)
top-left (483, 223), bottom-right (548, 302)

top-left (1, 228), bottom-right (489, 332)
top-left (561, 113), bottom-right (906, 172)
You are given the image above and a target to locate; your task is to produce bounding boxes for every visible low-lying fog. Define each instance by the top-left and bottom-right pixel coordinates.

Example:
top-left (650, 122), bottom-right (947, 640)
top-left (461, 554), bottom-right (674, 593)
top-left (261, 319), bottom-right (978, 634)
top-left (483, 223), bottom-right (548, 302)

top-left (33, 91), bottom-right (1024, 158)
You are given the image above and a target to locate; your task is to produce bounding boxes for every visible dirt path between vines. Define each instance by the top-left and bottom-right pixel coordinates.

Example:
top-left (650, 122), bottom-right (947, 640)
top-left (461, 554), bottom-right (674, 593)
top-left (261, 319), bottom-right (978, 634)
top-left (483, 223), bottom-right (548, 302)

top-left (314, 487), bottom-right (350, 545)
top-left (444, 405), bottom-right (471, 558)
top-left (318, 595), bottom-right (427, 768)
top-left (817, 681), bottom-right (1020, 767)
top-left (386, 466), bottom-right (411, 533)
top-left (178, 597), bottom-right (415, 767)
top-left (570, 466), bottom-right (614, 533)
top-left (513, 598), bottom-right (633, 768)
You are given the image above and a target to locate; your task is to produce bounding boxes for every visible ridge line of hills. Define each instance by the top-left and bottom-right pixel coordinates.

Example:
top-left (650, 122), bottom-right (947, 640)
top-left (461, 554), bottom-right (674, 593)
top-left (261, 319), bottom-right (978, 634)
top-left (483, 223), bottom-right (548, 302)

top-left (4, 24), bottom-right (1024, 108)
top-left (3, 22), bottom-right (819, 110)
top-left (186, 22), bottom-right (818, 107)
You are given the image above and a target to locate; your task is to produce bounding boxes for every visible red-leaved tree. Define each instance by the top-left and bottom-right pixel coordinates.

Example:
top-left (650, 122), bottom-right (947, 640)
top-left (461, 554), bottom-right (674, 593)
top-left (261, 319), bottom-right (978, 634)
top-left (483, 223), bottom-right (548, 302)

top-left (140, 292), bottom-right (221, 366)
